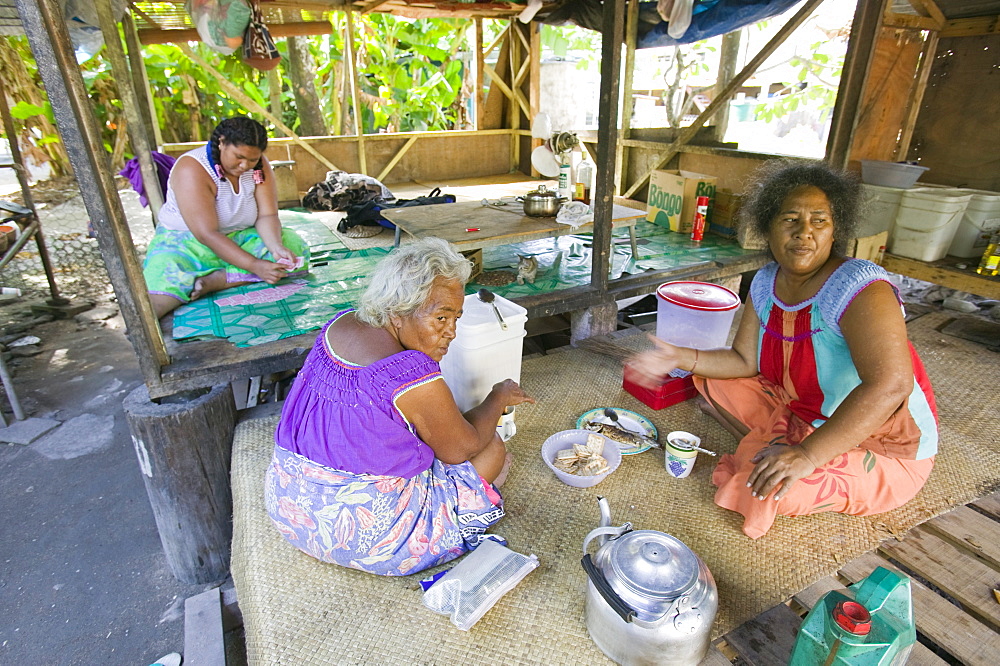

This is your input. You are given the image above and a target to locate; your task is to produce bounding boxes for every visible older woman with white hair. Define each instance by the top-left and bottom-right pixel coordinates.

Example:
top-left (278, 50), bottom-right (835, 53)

top-left (266, 237), bottom-right (534, 576)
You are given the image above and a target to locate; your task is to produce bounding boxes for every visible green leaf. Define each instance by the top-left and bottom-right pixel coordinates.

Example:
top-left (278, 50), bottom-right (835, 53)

top-left (9, 101), bottom-right (46, 120)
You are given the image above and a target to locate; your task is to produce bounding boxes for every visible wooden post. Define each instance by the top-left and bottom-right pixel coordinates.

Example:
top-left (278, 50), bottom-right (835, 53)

top-left (895, 30), bottom-right (939, 161)
top-left (615, 0), bottom-right (639, 196)
top-left (475, 19), bottom-right (485, 129)
top-left (710, 30), bottom-right (742, 143)
top-left (15, 0), bottom-right (170, 384)
top-left (508, 23), bottom-right (520, 171)
top-left (95, 0), bottom-right (165, 222)
top-left (121, 10), bottom-right (162, 148)
top-left (593, 0), bottom-right (626, 291)
top-left (825, 0), bottom-right (889, 169)
top-left (124, 384), bottom-right (238, 584)
top-left (267, 68), bottom-right (284, 137)
top-left (344, 9), bottom-right (368, 174)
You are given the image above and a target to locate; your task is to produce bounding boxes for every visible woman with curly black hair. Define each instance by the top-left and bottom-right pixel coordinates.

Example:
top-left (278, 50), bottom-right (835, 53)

top-left (628, 160), bottom-right (938, 538)
top-left (143, 116), bottom-right (309, 319)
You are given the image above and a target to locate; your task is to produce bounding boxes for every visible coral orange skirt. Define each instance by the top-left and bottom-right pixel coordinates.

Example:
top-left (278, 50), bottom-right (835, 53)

top-left (695, 375), bottom-right (934, 539)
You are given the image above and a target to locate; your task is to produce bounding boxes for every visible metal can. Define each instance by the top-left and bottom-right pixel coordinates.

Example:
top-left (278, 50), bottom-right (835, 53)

top-left (691, 195), bottom-right (709, 242)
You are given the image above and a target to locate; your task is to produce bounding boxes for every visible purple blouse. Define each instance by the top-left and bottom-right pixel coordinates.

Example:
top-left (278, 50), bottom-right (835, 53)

top-left (273, 310), bottom-right (443, 478)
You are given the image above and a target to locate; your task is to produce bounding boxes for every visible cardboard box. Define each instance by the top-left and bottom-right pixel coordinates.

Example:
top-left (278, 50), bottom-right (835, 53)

top-left (709, 189), bottom-right (744, 238)
top-left (646, 170), bottom-right (717, 233)
top-left (461, 248), bottom-right (483, 280)
top-left (848, 231), bottom-right (889, 263)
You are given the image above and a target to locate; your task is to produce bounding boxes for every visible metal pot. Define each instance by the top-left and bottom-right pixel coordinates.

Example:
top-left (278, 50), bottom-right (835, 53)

top-left (521, 184), bottom-right (562, 217)
top-left (581, 498), bottom-right (717, 665)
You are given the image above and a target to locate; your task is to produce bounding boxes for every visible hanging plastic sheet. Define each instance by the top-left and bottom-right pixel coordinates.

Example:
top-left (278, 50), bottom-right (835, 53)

top-left (638, 0), bottom-right (801, 48)
top-left (539, 0), bottom-right (801, 49)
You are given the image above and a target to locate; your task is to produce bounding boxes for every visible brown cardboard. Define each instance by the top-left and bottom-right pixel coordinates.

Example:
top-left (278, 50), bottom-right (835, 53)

top-left (709, 189), bottom-right (744, 238)
top-left (461, 248), bottom-right (483, 280)
top-left (646, 170), bottom-right (717, 233)
top-left (848, 231), bottom-right (889, 262)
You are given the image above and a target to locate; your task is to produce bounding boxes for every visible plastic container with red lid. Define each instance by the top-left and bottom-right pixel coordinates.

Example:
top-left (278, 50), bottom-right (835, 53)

top-left (655, 281), bottom-right (740, 350)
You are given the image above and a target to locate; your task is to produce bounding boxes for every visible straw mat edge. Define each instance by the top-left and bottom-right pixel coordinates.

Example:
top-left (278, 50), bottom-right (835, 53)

top-left (231, 311), bottom-right (1000, 664)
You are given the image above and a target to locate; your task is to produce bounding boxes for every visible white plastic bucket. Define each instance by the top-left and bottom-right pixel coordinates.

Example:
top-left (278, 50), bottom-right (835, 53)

top-left (947, 189), bottom-right (1000, 258)
top-left (860, 184), bottom-right (905, 237)
top-left (889, 188), bottom-right (972, 262)
top-left (655, 281), bottom-right (740, 349)
top-left (439, 292), bottom-right (527, 413)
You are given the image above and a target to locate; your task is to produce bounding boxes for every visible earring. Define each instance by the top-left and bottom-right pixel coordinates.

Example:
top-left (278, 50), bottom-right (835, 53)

top-left (215, 164), bottom-right (224, 179)
top-left (252, 169), bottom-right (264, 184)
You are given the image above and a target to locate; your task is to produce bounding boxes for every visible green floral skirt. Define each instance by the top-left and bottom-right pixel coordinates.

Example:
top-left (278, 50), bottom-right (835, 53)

top-left (142, 225), bottom-right (310, 303)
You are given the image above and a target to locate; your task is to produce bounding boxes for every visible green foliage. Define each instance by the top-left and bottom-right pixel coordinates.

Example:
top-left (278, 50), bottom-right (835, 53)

top-left (752, 40), bottom-right (844, 123)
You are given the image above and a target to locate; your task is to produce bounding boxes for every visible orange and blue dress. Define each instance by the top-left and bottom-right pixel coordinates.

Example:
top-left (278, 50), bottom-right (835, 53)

top-left (698, 259), bottom-right (938, 538)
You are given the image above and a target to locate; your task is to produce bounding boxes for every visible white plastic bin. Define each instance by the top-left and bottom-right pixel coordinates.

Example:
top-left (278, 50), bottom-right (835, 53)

top-left (889, 188), bottom-right (972, 262)
top-left (947, 189), bottom-right (1000, 258)
top-left (860, 184), bottom-right (905, 238)
top-left (656, 281), bottom-right (740, 349)
top-left (439, 292), bottom-right (527, 413)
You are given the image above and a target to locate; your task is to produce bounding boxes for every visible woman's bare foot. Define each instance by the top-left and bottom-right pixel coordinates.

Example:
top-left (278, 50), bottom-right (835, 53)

top-left (493, 452), bottom-right (514, 489)
top-left (190, 270), bottom-right (228, 300)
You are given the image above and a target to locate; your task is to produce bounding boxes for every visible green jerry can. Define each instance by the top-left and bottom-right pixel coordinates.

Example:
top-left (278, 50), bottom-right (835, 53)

top-left (789, 567), bottom-right (916, 665)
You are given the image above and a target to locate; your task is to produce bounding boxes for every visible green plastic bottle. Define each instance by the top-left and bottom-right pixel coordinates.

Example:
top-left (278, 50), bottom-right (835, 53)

top-left (788, 567), bottom-right (916, 666)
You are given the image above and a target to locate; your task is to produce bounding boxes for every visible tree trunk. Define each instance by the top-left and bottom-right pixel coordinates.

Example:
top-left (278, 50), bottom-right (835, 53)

top-left (286, 35), bottom-right (327, 137)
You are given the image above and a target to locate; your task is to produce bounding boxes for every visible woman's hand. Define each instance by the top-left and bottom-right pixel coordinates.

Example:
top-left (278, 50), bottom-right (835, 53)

top-left (269, 243), bottom-right (297, 265)
top-left (491, 379), bottom-right (535, 408)
top-left (624, 335), bottom-right (688, 389)
top-left (747, 445), bottom-right (817, 501)
top-left (253, 258), bottom-right (288, 284)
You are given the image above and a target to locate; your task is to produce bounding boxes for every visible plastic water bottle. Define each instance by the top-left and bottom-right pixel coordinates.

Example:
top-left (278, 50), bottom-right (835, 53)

top-left (976, 230), bottom-right (1000, 276)
top-left (789, 567), bottom-right (916, 665)
top-left (575, 158), bottom-right (594, 204)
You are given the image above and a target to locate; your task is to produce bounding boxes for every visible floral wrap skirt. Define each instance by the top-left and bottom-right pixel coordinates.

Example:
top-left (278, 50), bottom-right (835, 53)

top-left (143, 225), bottom-right (310, 302)
top-left (265, 445), bottom-right (505, 576)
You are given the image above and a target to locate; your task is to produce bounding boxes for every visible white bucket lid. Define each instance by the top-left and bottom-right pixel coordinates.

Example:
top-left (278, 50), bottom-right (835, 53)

top-left (456, 292), bottom-right (527, 336)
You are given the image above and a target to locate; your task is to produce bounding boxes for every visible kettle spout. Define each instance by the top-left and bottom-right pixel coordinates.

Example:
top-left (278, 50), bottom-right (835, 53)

top-left (597, 496), bottom-right (612, 545)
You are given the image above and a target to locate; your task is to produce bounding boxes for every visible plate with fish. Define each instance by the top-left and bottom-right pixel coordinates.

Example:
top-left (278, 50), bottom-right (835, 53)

top-left (576, 407), bottom-right (659, 455)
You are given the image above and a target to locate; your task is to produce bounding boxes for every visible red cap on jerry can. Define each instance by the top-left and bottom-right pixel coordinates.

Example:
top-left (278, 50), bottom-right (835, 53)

top-left (832, 600), bottom-right (872, 635)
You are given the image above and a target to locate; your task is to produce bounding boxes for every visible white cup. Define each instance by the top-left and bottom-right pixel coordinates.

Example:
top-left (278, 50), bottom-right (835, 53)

top-left (497, 407), bottom-right (516, 442)
top-left (665, 430), bottom-right (700, 478)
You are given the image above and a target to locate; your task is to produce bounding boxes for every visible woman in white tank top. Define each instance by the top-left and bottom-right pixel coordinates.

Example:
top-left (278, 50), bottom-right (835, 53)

top-left (142, 117), bottom-right (310, 319)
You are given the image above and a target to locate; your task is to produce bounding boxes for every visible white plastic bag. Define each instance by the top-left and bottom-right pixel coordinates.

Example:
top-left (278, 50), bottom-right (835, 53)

top-left (421, 539), bottom-right (538, 631)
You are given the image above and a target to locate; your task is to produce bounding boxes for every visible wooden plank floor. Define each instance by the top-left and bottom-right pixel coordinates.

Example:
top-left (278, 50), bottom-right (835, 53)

top-left (700, 491), bottom-right (1000, 665)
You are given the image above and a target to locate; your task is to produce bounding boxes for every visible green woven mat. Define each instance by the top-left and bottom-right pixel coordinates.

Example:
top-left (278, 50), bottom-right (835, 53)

top-left (172, 213), bottom-right (758, 345)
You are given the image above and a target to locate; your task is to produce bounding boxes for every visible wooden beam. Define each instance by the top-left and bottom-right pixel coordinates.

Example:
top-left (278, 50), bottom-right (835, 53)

top-left (344, 9), bottom-right (367, 174)
top-left (376, 135), bottom-right (417, 182)
top-left (908, 0), bottom-right (946, 28)
top-left (826, 0), bottom-right (889, 169)
top-left (895, 30), bottom-right (938, 161)
top-left (624, 0), bottom-right (827, 198)
top-left (15, 0), bottom-right (169, 380)
top-left (883, 12), bottom-right (941, 31)
top-left (528, 20), bottom-right (540, 176)
top-left (941, 15), bottom-right (1000, 37)
top-left (360, 0), bottom-right (393, 14)
top-left (178, 44), bottom-right (339, 173)
top-left (508, 23), bottom-right (520, 170)
top-left (593, 0), bottom-right (626, 290)
top-left (137, 21), bottom-right (334, 45)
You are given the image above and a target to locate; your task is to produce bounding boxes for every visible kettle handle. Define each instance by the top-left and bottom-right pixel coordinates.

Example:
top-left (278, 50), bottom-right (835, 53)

top-left (582, 554), bottom-right (636, 623)
top-left (581, 524), bottom-right (631, 556)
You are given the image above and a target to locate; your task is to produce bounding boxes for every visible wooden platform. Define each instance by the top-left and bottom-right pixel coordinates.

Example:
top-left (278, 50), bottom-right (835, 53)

top-left (882, 252), bottom-right (1000, 300)
top-left (702, 491), bottom-right (1000, 665)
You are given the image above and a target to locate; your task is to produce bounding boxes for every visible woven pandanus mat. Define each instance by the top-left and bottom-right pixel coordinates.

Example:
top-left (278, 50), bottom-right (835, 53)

top-left (231, 310), bottom-right (999, 664)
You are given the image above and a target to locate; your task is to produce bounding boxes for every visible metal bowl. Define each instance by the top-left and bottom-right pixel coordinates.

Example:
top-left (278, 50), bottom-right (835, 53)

top-left (522, 184), bottom-right (562, 217)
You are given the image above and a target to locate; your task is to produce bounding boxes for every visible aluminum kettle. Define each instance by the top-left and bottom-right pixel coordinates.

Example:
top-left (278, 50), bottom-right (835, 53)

top-left (581, 497), bottom-right (717, 666)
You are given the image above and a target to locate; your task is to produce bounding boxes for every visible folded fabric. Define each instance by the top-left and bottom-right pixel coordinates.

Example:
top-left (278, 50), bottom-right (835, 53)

top-left (118, 152), bottom-right (177, 208)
